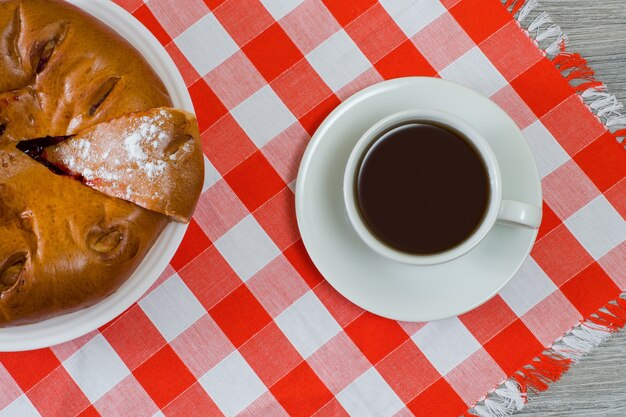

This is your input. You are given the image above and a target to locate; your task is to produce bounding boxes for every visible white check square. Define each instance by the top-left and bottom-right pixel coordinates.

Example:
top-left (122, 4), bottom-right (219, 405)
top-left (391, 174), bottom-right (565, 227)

top-left (0, 396), bottom-right (40, 417)
top-left (139, 274), bottom-right (206, 342)
top-left (203, 156), bottom-right (221, 192)
top-left (412, 317), bottom-right (480, 375)
top-left (380, 0), bottom-right (446, 37)
top-left (306, 30), bottom-right (371, 92)
top-left (199, 351), bottom-right (266, 417)
top-left (522, 121), bottom-right (570, 178)
top-left (566, 196), bottom-right (626, 260)
top-left (175, 14), bottom-right (238, 76)
top-left (260, 0), bottom-right (304, 20)
top-left (439, 47), bottom-right (508, 97)
top-left (63, 334), bottom-right (130, 403)
top-left (231, 86), bottom-right (297, 148)
top-left (337, 368), bottom-right (403, 417)
top-left (499, 257), bottom-right (557, 316)
top-left (215, 215), bottom-right (281, 281)
top-left (275, 291), bottom-right (341, 358)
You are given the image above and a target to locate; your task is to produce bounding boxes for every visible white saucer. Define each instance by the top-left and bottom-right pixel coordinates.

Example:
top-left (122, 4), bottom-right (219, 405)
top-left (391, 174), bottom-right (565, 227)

top-left (295, 77), bottom-right (541, 322)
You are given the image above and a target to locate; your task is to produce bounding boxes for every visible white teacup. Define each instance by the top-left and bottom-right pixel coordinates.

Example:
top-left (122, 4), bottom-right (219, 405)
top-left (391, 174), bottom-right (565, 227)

top-left (343, 109), bottom-right (542, 266)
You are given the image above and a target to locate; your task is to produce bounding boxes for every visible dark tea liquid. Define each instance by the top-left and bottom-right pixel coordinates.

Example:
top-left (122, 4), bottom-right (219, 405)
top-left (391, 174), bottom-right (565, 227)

top-left (356, 123), bottom-right (490, 254)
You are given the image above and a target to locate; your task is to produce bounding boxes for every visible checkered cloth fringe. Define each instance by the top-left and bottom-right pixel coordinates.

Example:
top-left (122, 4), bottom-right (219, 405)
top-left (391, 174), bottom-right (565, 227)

top-left (0, 0), bottom-right (624, 416)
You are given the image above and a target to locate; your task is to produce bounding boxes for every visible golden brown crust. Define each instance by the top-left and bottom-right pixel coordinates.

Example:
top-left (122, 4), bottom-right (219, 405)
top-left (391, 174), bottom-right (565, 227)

top-left (0, 143), bottom-right (166, 325)
top-left (0, 0), bottom-right (171, 141)
top-left (46, 108), bottom-right (205, 223)
top-left (0, 0), bottom-right (172, 325)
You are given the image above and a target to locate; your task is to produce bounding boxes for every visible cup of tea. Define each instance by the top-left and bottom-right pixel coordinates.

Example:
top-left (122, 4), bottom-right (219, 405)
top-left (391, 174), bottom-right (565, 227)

top-left (343, 109), bottom-right (542, 266)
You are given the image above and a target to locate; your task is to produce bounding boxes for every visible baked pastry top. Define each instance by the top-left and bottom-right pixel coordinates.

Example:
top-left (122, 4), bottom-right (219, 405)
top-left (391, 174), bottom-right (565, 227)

top-left (45, 108), bottom-right (204, 223)
top-left (0, 0), bottom-right (202, 325)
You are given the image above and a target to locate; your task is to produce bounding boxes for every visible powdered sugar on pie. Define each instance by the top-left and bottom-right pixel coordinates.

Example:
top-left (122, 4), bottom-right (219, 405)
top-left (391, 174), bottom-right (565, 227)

top-left (45, 107), bottom-right (204, 222)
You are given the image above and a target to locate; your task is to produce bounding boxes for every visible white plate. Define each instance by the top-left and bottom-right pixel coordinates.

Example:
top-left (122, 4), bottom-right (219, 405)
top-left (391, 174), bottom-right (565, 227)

top-left (0, 0), bottom-right (193, 351)
top-left (296, 77), bottom-right (542, 322)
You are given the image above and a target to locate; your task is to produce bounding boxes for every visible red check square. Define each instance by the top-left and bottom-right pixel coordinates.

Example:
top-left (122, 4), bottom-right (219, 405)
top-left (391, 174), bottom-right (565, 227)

top-left (147, 0), bottom-right (209, 38)
top-left (375, 39), bottom-right (436, 79)
top-left (411, 13), bottom-right (474, 71)
top-left (0, 349), bottom-right (60, 392)
top-left (103, 305), bottom-right (166, 370)
top-left (490, 85), bottom-right (537, 130)
top-left (28, 366), bottom-right (90, 417)
top-left (0, 366), bottom-right (21, 411)
top-left (162, 382), bottom-right (221, 417)
top-left (377, 340), bottom-right (440, 403)
top-left (542, 95), bottom-right (606, 156)
top-left (575, 132), bottom-right (626, 192)
top-left (165, 43), bottom-right (201, 87)
top-left (204, 51), bottom-right (266, 110)
top-left (247, 256), bottom-right (309, 317)
top-left (225, 151), bottom-right (287, 213)
top-left (537, 201), bottom-right (562, 241)
top-left (606, 178), bottom-right (626, 220)
top-left (313, 398), bottom-right (349, 416)
top-left (299, 94), bottom-right (341, 136)
top-left (272, 59), bottom-right (333, 118)
top-left (284, 240), bottom-right (325, 288)
top-left (314, 281), bottom-right (364, 327)
top-left (239, 322), bottom-right (302, 386)
top-left (271, 361), bottom-right (334, 417)
top-left (133, 4), bottom-right (172, 46)
top-left (322, 0), bottom-right (377, 26)
top-left (511, 58), bottom-right (574, 118)
top-left (202, 0), bottom-right (226, 9)
top-left (193, 179), bottom-right (250, 241)
top-left (77, 406), bottom-right (100, 417)
top-left (133, 345), bottom-right (196, 409)
top-left (345, 3), bottom-right (405, 64)
top-left (531, 224), bottom-right (594, 287)
top-left (480, 21), bottom-right (543, 81)
top-left (308, 332), bottom-right (370, 393)
top-left (243, 23), bottom-right (304, 82)
top-left (170, 219), bottom-right (212, 271)
top-left (459, 295), bottom-right (517, 345)
top-left (201, 115), bottom-right (257, 175)
top-left (450, 0), bottom-right (511, 44)
top-left (484, 319), bottom-right (544, 376)
top-left (210, 284), bottom-right (272, 347)
top-left (561, 263), bottom-right (621, 317)
top-left (407, 378), bottom-right (466, 417)
top-left (188, 78), bottom-right (228, 133)
top-left (179, 245), bottom-right (241, 311)
top-left (254, 187), bottom-right (300, 251)
top-left (345, 312), bottom-right (409, 364)
top-left (261, 123), bottom-right (310, 184)
top-left (113, 0), bottom-right (142, 13)
top-left (170, 315), bottom-right (235, 378)
top-left (94, 375), bottom-right (158, 417)
top-left (444, 349), bottom-right (505, 406)
top-left (214, 0), bottom-right (274, 46)
top-left (542, 160), bottom-right (601, 220)
top-left (599, 242), bottom-right (626, 289)
top-left (521, 291), bottom-right (582, 346)
top-left (280, 0), bottom-right (341, 55)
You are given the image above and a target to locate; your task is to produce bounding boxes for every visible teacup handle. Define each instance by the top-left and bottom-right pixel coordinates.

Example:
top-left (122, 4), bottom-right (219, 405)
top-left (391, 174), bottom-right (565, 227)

top-left (497, 200), bottom-right (542, 229)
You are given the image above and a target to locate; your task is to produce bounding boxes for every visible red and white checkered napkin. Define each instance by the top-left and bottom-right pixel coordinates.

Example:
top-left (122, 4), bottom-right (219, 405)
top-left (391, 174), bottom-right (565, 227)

top-left (2, 0), bottom-right (625, 416)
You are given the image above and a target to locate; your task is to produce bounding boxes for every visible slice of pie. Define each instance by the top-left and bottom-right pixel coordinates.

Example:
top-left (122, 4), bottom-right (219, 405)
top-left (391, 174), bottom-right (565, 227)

top-left (44, 107), bottom-right (204, 223)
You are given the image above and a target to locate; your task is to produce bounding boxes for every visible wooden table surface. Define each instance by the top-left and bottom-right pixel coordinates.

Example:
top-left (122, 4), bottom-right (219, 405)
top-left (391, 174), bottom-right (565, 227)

top-left (514, 1), bottom-right (626, 416)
